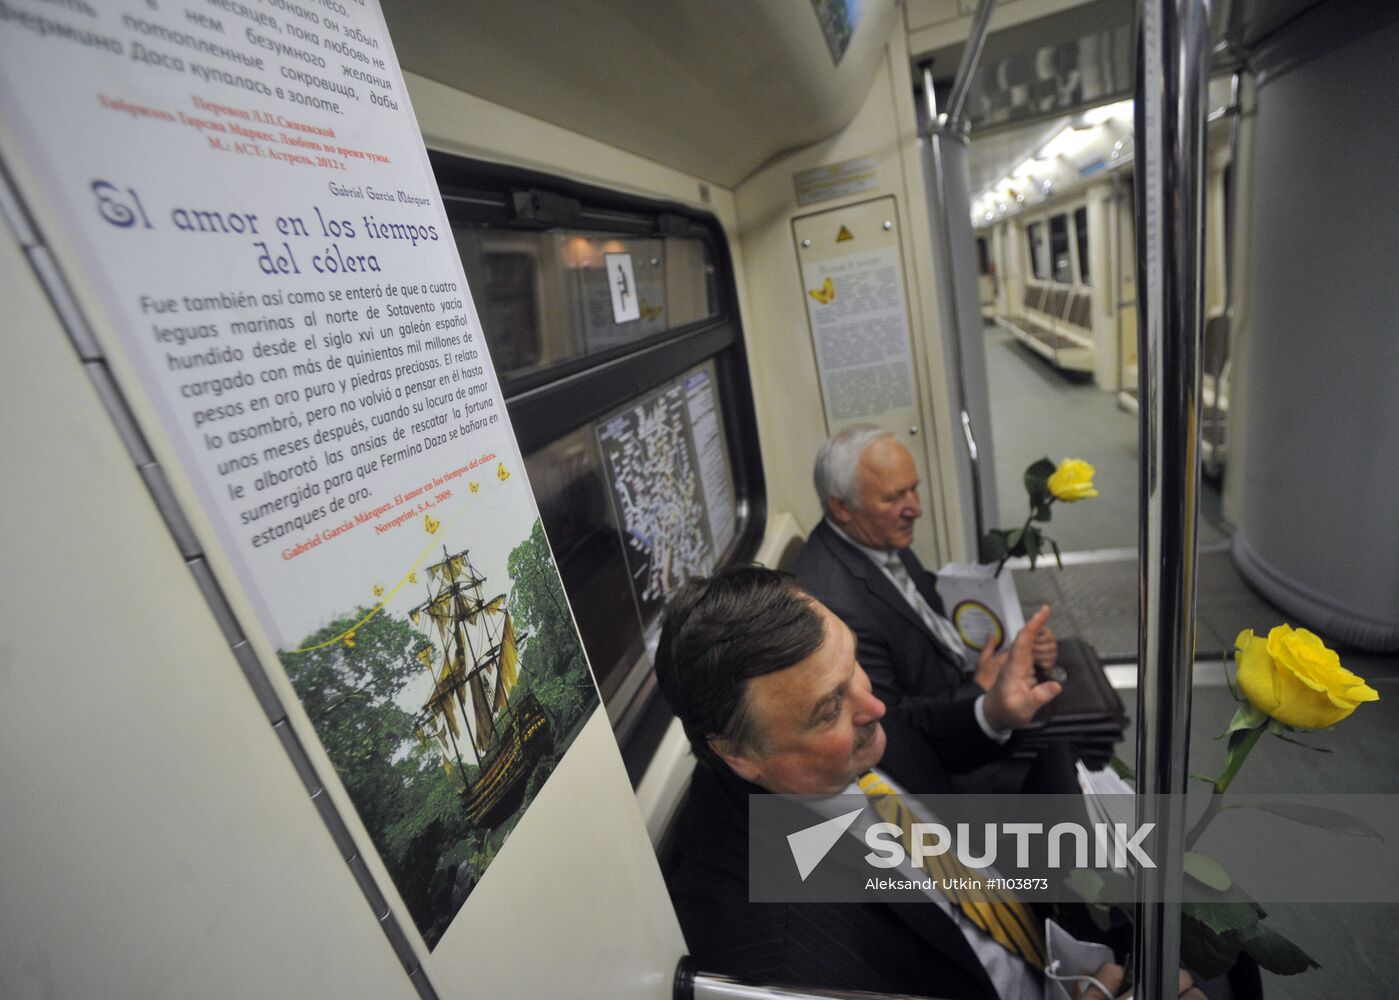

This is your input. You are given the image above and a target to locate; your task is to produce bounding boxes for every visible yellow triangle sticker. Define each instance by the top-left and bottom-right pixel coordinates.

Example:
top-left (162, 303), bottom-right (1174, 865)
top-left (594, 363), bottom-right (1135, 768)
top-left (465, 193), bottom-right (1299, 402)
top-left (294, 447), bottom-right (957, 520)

top-left (836, 225), bottom-right (854, 242)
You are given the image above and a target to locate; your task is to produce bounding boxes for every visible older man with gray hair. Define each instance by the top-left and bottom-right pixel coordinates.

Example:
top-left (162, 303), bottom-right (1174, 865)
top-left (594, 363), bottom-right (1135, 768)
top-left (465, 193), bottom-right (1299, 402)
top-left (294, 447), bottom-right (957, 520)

top-left (793, 423), bottom-right (1060, 777)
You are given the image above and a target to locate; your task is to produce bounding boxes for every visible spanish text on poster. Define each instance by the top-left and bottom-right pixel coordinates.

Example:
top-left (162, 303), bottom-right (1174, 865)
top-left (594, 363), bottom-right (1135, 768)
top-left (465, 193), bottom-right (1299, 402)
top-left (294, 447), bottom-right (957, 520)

top-left (0, 0), bottom-right (598, 950)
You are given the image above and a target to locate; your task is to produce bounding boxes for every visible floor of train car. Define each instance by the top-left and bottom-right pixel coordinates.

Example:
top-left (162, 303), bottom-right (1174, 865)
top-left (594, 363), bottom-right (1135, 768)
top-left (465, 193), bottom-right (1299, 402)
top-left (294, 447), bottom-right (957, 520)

top-left (986, 319), bottom-right (1264, 664)
top-left (982, 321), bottom-right (1399, 993)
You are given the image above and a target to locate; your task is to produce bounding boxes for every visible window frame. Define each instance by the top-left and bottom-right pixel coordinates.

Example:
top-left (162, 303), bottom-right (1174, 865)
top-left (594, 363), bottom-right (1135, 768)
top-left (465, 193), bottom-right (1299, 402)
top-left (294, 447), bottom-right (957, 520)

top-left (1049, 212), bottom-right (1073, 284)
top-left (1073, 204), bottom-right (1091, 285)
top-left (428, 151), bottom-right (767, 776)
top-left (1026, 221), bottom-right (1047, 280)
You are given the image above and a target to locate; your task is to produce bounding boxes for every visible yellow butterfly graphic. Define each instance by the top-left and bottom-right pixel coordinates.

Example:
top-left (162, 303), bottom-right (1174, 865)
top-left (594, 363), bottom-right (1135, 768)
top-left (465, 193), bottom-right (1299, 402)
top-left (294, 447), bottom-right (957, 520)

top-left (497, 463), bottom-right (510, 482)
top-left (342, 630), bottom-right (357, 650)
top-left (425, 514), bottom-right (440, 534)
top-left (639, 299), bottom-right (663, 321)
top-left (808, 277), bottom-right (835, 304)
top-left (469, 482), bottom-right (480, 494)
top-left (408, 571), bottom-right (418, 584)
top-left (416, 647), bottom-right (433, 667)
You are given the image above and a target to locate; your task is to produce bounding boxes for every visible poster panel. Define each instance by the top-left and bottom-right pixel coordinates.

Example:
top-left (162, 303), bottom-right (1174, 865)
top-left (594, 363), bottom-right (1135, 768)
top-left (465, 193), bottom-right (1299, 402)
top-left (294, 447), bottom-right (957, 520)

top-left (0, 0), bottom-right (598, 949)
top-left (800, 241), bottom-right (918, 423)
top-left (794, 198), bottom-right (922, 433)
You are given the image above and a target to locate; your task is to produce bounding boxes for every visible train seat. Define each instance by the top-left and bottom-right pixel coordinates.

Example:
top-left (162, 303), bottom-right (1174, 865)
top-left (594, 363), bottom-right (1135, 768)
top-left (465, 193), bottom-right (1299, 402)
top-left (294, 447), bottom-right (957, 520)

top-left (997, 282), bottom-right (1094, 372)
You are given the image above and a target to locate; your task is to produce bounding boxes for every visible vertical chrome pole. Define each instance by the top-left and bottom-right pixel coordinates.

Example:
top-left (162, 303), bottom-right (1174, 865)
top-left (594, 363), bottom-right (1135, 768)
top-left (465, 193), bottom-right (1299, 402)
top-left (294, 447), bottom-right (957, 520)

top-left (1132, 0), bottom-right (1210, 997)
top-left (920, 0), bottom-right (997, 554)
top-left (944, 0), bottom-right (998, 131)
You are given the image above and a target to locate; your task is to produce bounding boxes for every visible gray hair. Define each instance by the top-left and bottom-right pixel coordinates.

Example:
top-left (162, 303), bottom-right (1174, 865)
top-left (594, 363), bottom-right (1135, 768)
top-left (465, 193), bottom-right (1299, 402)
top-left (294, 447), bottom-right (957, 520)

top-left (813, 423), bottom-right (894, 513)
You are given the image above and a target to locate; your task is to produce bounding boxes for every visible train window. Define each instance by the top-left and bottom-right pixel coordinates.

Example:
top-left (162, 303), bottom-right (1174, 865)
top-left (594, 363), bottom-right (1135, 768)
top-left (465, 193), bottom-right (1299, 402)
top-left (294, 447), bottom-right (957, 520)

top-left (1027, 221), bottom-right (1048, 279)
top-left (1074, 206), bottom-right (1091, 285)
top-left (1050, 213), bottom-right (1072, 283)
top-left (452, 228), bottom-right (720, 382)
top-left (976, 236), bottom-right (991, 275)
top-left (430, 152), bottom-right (762, 772)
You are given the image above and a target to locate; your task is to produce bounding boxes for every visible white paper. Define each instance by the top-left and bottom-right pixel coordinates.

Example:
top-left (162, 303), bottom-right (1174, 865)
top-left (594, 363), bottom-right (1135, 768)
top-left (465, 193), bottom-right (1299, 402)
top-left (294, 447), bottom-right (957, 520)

top-left (801, 245), bottom-right (916, 421)
top-left (605, 251), bottom-right (640, 323)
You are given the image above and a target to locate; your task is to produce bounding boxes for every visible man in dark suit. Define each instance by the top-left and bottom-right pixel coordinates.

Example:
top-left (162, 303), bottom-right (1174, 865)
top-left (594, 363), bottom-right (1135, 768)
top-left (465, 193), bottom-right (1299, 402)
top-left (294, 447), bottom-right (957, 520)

top-left (793, 424), bottom-right (1059, 763)
top-left (655, 567), bottom-right (1199, 999)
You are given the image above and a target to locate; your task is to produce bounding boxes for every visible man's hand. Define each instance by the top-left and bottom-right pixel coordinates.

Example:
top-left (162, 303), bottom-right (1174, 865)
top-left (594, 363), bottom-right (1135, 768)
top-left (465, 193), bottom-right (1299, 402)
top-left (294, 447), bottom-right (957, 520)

top-left (972, 636), bottom-right (1007, 691)
top-left (982, 605), bottom-right (1061, 731)
top-left (1078, 963), bottom-right (1204, 999)
top-left (973, 617), bottom-right (1056, 691)
top-left (1033, 624), bottom-right (1058, 671)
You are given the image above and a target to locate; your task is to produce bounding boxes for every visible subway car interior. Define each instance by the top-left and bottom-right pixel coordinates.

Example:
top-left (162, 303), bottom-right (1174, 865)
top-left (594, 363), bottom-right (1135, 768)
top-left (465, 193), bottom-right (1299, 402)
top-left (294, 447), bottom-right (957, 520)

top-left (3, 0), bottom-right (1399, 997)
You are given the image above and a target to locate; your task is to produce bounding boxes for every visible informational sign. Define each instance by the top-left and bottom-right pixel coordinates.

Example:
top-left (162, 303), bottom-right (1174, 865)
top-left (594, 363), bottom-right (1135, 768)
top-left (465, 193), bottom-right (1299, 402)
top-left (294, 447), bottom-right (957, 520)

top-left (596, 363), bottom-right (735, 625)
top-left (605, 251), bottom-right (641, 323)
top-left (795, 199), bottom-right (918, 425)
top-left (793, 155), bottom-right (881, 206)
top-left (0, 0), bottom-right (597, 951)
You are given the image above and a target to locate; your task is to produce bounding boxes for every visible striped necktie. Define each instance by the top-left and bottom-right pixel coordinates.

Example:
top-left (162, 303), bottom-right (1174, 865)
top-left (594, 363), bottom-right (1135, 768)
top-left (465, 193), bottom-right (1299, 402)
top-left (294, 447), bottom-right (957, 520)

top-left (858, 771), bottom-right (1046, 969)
top-left (881, 553), bottom-right (969, 665)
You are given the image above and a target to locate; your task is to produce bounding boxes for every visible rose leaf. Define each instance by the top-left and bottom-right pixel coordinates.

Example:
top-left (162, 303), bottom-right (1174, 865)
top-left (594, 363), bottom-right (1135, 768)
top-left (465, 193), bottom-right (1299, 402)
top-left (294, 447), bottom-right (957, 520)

top-left (1233, 923), bottom-right (1321, 975)
top-left (1184, 851), bottom-right (1232, 891)
top-left (1234, 802), bottom-right (1383, 840)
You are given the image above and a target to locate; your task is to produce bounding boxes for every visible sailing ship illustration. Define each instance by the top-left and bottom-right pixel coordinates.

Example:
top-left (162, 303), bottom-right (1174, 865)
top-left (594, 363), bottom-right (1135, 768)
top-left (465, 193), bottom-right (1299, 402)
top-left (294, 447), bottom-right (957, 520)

top-left (409, 546), bottom-right (551, 828)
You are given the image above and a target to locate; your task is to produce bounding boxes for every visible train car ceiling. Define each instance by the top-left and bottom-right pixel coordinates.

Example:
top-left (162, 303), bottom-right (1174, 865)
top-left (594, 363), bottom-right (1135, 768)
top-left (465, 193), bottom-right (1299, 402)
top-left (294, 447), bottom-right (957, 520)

top-left (381, 0), bottom-right (901, 187)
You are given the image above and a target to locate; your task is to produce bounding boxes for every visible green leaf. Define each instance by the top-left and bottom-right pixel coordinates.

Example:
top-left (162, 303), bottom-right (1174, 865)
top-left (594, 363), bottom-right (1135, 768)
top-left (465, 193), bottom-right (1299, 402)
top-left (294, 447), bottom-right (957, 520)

top-left (1234, 802), bottom-right (1384, 841)
top-left (1190, 772), bottom-right (1218, 785)
top-left (1064, 867), bottom-right (1105, 902)
top-left (1024, 528), bottom-right (1042, 561)
top-left (1182, 900), bottom-right (1262, 935)
top-left (1024, 457), bottom-right (1056, 499)
top-left (1006, 527), bottom-right (1024, 553)
top-left (1224, 703), bottom-right (1268, 736)
top-left (1181, 913), bottom-right (1245, 979)
top-left (1184, 852), bottom-right (1232, 891)
top-left (1034, 501), bottom-right (1054, 522)
top-left (1085, 902), bottom-right (1115, 933)
top-left (1108, 756), bottom-right (1136, 782)
top-left (1235, 923), bottom-right (1321, 975)
top-left (979, 530), bottom-right (1008, 563)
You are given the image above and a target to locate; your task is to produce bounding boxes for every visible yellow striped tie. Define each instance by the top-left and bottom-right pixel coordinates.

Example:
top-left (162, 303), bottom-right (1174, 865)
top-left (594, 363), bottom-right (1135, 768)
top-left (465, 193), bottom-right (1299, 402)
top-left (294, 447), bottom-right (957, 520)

top-left (858, 771), bottom-right (1046, 969)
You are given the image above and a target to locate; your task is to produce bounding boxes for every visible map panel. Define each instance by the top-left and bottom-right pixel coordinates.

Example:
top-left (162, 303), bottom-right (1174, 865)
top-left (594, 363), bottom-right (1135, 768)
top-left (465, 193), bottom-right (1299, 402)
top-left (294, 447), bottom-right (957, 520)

top-left (597, 375), bottom-right (717, 623)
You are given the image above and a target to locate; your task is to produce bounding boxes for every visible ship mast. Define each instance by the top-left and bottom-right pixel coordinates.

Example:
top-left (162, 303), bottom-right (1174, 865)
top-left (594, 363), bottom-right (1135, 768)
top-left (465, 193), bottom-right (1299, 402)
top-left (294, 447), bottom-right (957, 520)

top-left (410, 546), bottom-right (523, 778)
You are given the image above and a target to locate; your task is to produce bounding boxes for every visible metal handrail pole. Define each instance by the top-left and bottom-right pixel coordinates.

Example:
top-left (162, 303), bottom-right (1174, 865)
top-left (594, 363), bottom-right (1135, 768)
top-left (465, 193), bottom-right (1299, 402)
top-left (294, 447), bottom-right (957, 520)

top-left (944, 0), bottom-right (998, 131)
top-left (1131, 0), bottom-right (1211, 998)
top-left (922, 64), bottom-right (990, 549)
top-left (677, 959), bottom-right (947, 1000)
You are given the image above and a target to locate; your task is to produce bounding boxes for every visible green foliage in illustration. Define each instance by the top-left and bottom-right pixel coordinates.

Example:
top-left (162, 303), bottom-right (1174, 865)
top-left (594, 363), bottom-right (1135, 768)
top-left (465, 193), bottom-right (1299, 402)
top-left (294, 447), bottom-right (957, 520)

top-left (507, 518), bottom-right (597, 741)
top-left (279, 517), bottom-right (595, 948)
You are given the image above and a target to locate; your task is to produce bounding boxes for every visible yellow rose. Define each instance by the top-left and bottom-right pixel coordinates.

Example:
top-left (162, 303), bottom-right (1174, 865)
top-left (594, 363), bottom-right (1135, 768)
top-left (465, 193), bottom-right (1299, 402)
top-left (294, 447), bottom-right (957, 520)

top-left (1046, 459), bottom-right (1099, 502)
top-left (1235, 625), bottom-right (1379, 729)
